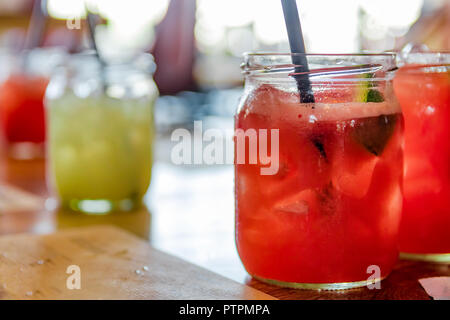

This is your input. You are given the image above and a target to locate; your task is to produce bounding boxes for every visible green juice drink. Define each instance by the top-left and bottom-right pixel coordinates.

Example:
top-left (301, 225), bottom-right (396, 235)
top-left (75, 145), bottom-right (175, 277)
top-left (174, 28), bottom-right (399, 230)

top-left (46, 53), bottom-right (157, 213)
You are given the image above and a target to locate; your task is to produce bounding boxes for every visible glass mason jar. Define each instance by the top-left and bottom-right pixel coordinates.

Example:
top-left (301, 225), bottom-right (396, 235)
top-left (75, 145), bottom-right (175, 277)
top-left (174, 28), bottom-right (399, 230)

top-left (46, 53), bottom-right (158, 214)
top-left (394, 52), bottom-right (450, 263)
top-left (235, 53), bottom-right (404, 289)
top-left (0, 48), bottom-right (64, 159)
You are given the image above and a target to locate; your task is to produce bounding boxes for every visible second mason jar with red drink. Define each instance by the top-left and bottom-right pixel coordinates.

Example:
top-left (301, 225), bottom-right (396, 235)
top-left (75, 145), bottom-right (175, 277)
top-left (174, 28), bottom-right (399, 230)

top-left (394, 52), bottom-right (450, 262)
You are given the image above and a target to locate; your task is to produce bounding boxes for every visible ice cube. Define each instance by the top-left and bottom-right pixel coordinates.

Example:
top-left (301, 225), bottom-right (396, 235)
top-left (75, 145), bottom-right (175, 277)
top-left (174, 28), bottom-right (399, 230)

top-left (259, 159), bottom-right (299, 198)
top-left (332, 156), bottom-right (379, 199)
top-left (381, 184), bottom-right (403, 236)
top-left (275, 199), bottom-right (309, 215)
top-left (273, 189), bottom-right (316, 215)
top-left (56, 145), bottom-right (78, 170)
top-left (404, 156), bottom-right (442, 196)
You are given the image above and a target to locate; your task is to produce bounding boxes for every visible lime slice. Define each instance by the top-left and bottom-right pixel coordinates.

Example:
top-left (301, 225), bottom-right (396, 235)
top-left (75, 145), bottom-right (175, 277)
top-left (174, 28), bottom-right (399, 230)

top-left (356, 73), bottom-right (384, 103)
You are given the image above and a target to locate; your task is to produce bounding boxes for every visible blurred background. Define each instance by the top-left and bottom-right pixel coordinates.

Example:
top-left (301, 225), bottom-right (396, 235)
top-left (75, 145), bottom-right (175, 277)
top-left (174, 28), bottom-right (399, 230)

top-left (0, 0), bottom-right (448, 282)
top-left (1, 0), bottom-right (446, 154)
top-left (0, 0), bottom-right (448, 92)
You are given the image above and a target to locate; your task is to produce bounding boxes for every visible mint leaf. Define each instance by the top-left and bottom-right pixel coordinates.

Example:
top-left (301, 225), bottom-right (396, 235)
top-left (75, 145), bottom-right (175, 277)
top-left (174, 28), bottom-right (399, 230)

top-left (366, 88), bottom-right (384, 103)
top-left (352, 114), bottom-right (397, 156)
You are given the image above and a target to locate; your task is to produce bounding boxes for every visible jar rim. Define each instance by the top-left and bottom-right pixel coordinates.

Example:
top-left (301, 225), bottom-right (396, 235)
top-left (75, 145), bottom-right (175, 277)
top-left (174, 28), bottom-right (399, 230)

top-left (242, 52), bottom-right (397, 82)
top-left (397, 51), bottom-right (450, 68)
top-left (65, 50), bottom-right (157, 75)
top-left (399, 51), bottom-right (450, 57)
top-left (244, 52), bottom-right (396, 58)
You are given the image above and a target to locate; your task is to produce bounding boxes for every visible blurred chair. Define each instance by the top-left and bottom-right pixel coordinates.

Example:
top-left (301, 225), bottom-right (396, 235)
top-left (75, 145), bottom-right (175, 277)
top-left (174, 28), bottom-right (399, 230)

top-left (152, 0), bottom-right (197, 95)
top-left (398, 2), bottom-right (450, 51)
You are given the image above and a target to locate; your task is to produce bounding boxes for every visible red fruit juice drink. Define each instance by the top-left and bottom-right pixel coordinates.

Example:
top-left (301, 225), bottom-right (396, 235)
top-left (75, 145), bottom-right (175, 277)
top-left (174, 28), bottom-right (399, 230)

top-left (0, 73), bottom-right (48, 144)
top-left (394, 53), bottom-right (450, 262)
top-left (235, 54), bottom-right (404, 289)
top-left (0, 49), bottom-right (62, 159)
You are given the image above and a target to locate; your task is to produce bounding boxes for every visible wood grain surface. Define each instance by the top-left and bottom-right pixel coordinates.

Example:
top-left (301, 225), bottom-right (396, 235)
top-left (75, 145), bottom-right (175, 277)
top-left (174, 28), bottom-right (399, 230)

top-left (0, 225), bottom-right (275, 300)
top-left (246, 260), bottom-right (449, 300)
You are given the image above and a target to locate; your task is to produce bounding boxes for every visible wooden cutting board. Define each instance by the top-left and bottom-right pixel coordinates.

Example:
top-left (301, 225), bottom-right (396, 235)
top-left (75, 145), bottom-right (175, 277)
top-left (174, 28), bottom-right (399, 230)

top-left (0, 225), bottom-right (275, 300)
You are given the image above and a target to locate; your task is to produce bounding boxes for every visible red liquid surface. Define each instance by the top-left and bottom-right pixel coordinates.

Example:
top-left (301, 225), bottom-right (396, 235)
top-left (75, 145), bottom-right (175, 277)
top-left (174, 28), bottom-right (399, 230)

top-left (0, 74), bottom-right (49, 144)
top-left (235, 85), bottom-right (404, 284)
top-left (394, 65), bottom-right (450, 255)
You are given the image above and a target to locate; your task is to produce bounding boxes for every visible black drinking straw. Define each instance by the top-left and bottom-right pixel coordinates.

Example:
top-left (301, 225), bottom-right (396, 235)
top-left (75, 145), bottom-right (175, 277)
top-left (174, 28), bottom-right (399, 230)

top-left (86, 11), bottom-right (107, 90)
top-left (22, 0), bottom-right (47, 71)
top-left (86, 12), bottom-right (102, 62)
top-left (280, 0), bottom-right (315, 103)
top-left (24, 0), bottom-right (47, 50)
